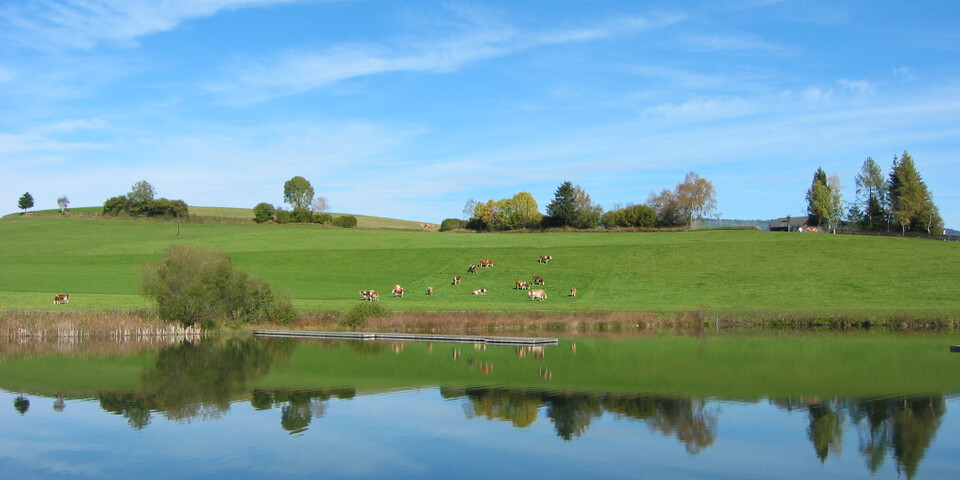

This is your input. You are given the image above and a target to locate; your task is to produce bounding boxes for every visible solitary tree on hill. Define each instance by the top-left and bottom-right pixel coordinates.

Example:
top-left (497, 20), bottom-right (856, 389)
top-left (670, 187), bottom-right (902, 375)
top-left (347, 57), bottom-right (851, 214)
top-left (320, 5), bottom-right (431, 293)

top-left (57, 195), bottom-right (70, 214)
top-left (283, 176), bottom-right (314, 213)
top-left (18, 192), bottom-right (34, 213)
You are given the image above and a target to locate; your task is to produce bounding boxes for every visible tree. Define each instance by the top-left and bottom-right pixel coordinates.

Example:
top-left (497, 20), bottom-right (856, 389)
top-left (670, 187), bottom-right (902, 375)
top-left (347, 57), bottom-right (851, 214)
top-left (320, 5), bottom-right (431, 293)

top-left (854, 157), bottom-right (886, 230)
top-left (57, 195), bottom-right (70, 214)
top-left (18, 192), bottom-right (34, 213)
top-left (806, 167), bottom-right (829, 226)
top-left (128, 180), bottom-right (156, 205)
top-left (283, 176), bottom-right (314, 213)
top-left (674, 172), bottom-right (717, 227)
top-left (545, 182), bottom-right (601, 229)
top-left (311, 196), bottom-right (328, 215)
top-left (253, 203), bottom-right (276, 223)
top-left (602, 204), bottom-right (657, 228)
top-left (887, 151), bottom-right (941, 235)
top-left (646, 189), bottom-right (682, 227)
top-left (141, 244), bottom-right (296, 328)
top-left (545, 181), bottom-right (577, 228)
top-left (502, 191), bottom-right (542, 230)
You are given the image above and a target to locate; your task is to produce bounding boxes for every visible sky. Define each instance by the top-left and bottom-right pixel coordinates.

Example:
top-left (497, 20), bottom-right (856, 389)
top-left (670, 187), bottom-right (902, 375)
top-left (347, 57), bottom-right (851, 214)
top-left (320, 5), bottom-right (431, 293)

top-left (1, 0), bottom-right (958, 228)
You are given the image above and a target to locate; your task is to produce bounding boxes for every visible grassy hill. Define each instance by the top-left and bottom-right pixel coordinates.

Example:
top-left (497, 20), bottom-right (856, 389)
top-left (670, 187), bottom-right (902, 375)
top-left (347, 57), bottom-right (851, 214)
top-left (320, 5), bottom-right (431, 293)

top-left (0, 214), bottom-right (957, 318)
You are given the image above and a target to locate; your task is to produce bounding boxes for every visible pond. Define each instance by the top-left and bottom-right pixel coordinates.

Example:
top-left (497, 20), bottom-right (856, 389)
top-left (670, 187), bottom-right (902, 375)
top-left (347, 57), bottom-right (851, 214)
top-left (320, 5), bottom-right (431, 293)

top-left (2, 332), bottom-right (959, 479)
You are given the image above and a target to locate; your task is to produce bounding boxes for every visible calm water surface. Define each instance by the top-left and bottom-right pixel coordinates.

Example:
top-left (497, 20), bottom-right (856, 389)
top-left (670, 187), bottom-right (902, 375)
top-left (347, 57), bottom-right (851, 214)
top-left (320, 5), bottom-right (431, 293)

top-left (2, 333), bottom-right (959, 479)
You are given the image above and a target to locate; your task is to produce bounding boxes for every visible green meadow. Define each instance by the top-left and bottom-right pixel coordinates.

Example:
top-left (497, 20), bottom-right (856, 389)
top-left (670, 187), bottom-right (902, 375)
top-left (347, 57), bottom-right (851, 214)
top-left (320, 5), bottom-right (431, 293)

top-left (0, 213), bottom-right (958, 318)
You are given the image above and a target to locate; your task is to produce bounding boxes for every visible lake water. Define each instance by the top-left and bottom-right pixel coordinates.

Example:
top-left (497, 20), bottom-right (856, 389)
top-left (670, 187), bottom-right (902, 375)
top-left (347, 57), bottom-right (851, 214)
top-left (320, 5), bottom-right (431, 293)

top-left (2, 333), bottom-right (959, 479)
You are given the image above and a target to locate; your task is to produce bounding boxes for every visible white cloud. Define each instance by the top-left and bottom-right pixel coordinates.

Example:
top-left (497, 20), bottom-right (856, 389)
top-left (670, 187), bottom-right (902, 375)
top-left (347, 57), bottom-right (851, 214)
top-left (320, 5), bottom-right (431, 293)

top-left (837, 79), bottom-right (877, 96)
top-left (0, 0), bottom-right (305, 50)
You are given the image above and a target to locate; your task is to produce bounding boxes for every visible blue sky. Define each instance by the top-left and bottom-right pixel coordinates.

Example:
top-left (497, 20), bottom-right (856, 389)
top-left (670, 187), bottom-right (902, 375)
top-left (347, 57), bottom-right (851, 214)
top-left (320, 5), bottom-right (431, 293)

top-left (2, 0), bottom-right (958, 228)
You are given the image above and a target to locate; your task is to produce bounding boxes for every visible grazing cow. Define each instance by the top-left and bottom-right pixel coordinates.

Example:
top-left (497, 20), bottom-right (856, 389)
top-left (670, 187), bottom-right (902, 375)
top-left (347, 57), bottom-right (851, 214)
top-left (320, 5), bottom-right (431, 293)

top-left (468, 264), bottom-right (477, 274)
top-left (392, 284), bottom-right (405, 297)
top-left (472, 288), bottom-right (488, 295)
top-left (532, 276), bottom-right (545, 285)
top-left (427, 286), bottom-right (434, 295)
top-left (453, 275), bottom-right (462, 285)
top-left (539, 255), bottom-right (552, 264)
top-left (478, 259), bottom-right (494, 268)
top-left (360, 290), bottom-right (380, 301)
top-left (528, 289), bottom-right (547, 301)
top-left (53, 294), bottom-right (70, 305)
top-left (515, 280), bottom-right (530, 290)
top-left (570, 287), bottom-right (578, 297)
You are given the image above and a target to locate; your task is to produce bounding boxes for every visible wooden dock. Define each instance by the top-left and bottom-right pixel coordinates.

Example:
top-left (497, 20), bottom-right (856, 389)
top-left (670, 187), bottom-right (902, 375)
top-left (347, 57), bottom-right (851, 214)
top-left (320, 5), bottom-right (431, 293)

top-left (951, 345), bottom-right (960, 353)
top-left (251, 329), bottom-right (558, 346)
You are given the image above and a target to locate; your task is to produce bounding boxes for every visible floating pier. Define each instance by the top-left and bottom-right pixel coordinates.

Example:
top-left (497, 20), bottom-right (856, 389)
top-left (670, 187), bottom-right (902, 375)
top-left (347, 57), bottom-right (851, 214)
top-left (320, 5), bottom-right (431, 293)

top-left (952, 345), bottom-right (960, 353)
top-left (251, 329), bottom-right (558, 346)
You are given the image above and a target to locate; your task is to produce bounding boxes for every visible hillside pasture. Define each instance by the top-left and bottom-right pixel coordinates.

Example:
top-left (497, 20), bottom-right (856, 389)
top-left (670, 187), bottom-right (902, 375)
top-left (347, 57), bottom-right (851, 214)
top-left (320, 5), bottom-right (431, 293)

top-left (0, 215), bottom-right (957, 318)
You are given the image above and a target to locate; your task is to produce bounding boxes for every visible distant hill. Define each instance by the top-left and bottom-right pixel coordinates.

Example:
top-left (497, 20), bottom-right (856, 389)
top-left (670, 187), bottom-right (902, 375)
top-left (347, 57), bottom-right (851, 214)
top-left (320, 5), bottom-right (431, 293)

top-left (4, 206), bottom-right (438, 231)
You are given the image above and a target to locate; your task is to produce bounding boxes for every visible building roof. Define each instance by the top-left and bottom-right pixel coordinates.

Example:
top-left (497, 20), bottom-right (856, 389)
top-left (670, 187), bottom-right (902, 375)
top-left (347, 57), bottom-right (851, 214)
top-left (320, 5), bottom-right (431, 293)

top-left (769, 215), bottom-right (810, 230)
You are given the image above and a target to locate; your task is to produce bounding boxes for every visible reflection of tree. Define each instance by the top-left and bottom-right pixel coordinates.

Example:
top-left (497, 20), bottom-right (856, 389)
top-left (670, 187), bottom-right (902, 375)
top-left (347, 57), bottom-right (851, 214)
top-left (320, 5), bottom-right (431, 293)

top-left (14, 394), bottom-right (30, 415)
top-left (454, 388), bottom-right (540, 428)
top-left (847, 396), bottom-right (945, 480)
top-left (771, 395), bottom-right (947, 480)
top-left (96, 338), bottom-right (294, 429)
top-left (53, 395), bottom-right (66, 412)
top-left (545, 394), bottom-right (603, 441)
top-left (445, 387), bottom-right (719, 449)
top-left (251, 388), bottom-right (356, 434)
top-left (642, 398), bottom-right (717, 454)
top-left (807, 400), bottom-right (844, 462)
top-left (99, 392), bottom-right (153, 430)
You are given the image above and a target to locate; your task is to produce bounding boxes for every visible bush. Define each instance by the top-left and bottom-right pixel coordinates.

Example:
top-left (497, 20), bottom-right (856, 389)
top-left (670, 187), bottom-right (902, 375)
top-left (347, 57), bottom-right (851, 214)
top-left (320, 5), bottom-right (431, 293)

top-left (334, 215), bottom-right (358, 228)
top-left (341, 301), bottom-right (387, 330)
top-left (103, 195), bottom-right (131, 216)
top-left (253, 203), bottom-right (276, 223)
top-left (275, 209), bottom-right (292, 224)
top-left (313, 213), bottom-right (333, 224)
top-left (440, 218), bottom-right (465, 231)
top-left (141, 244), bottom-right (297, 328)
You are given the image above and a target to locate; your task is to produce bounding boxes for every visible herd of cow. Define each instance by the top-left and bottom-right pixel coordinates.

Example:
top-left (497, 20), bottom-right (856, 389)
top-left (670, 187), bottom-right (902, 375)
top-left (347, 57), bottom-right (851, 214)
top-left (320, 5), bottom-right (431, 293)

top-left (360, 254), bottom-right (577, 302)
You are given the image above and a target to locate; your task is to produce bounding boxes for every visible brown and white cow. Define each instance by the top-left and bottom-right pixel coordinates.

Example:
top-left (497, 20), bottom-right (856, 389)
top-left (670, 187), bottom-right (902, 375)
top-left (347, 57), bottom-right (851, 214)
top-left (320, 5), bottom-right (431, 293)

top-left (468, 264), bottom-right (477, 274)
top-left (515, 280), bottom-right (530, 290)
top-left (392, 284), bottom-right (405, 297)
top-left (539, 255), bottom-right (552, 264)
top-left (532, 276), bottom-right (545, 285)
top-left (453, 275), bottom-right (462, 285)
top-left (53, 293), bottom-right (70, 305)
top-left (427, 286), bottom-right (434, 295)
top-left (528, 289), bottom-right (547, 301)
top-left (570, 287), bottom-right (578, 297)
top-left (360, 290), bottom-right (380, 301)
top-left (472, 288), bottom-right (487, 295)
top-left (478, 259), bottom-right (493, 268)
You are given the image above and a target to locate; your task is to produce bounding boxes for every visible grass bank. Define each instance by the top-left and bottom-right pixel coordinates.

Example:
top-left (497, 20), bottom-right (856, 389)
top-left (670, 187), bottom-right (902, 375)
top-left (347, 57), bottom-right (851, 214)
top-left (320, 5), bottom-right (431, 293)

top-left (0, 215), bottom-right (957, 321)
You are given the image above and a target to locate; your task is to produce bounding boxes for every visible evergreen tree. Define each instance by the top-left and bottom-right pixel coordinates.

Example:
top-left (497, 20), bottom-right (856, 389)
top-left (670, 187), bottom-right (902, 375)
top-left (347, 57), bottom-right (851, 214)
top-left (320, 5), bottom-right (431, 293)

top-left (545, 181), bottom-right (577, 227)
top-left (18, 192), bottom-right (34, 213)
top-left (887, 151), bottom-right (941, 234)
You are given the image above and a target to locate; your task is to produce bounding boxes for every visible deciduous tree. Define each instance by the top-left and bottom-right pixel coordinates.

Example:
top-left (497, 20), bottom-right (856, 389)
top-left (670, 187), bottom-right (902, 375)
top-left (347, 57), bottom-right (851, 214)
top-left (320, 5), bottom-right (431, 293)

top-left (674, 172), bottom-right (717, 227)
top-left (806, 167), bottom-right (828, 226)
top-left (57, 196), bottom-right (70, 214)
top-left (854, 157), bottom-right (886, 230)
top-left (283, 176), bottom-right (314, 213)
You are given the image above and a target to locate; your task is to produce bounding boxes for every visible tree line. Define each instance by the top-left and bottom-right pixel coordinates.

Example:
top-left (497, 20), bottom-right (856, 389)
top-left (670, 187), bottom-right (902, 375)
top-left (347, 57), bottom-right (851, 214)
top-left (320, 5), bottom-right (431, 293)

top-left (805, 151), bottom-right (943, 235)
top-left (443, 173), bottom-right (717, 232)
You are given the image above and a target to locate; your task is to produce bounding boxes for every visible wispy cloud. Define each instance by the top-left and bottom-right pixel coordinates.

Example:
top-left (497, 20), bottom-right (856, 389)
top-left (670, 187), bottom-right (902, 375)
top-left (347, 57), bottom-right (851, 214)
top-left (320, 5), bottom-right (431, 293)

top-left (0, 0), bottom-right (304, 50)
top-left (211, 9), bottom-right (684, 104)
top-left (679, 33), bottom-right (795, 54)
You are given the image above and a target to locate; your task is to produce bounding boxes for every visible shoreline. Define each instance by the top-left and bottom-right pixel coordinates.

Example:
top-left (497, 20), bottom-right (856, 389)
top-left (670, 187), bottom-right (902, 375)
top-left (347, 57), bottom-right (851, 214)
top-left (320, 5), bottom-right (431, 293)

top-left (2, 309), bottom-right (957, 337)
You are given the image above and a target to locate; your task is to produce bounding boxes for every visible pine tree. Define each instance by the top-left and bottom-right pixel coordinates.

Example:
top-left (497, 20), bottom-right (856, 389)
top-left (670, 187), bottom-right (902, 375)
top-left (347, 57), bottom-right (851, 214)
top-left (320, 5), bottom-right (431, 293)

top-left (18, 192), bottom-right (34, 213)
top-left (887, 151), bottom-right (941, 234)
top-left (545, 181), bottom-right (577, 227)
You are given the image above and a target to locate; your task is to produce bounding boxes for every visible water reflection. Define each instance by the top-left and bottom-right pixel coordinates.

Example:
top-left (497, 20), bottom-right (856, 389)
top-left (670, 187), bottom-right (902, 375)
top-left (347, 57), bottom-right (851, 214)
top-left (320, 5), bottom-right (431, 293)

top-left (97, 337), bottom-right (296, 429)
